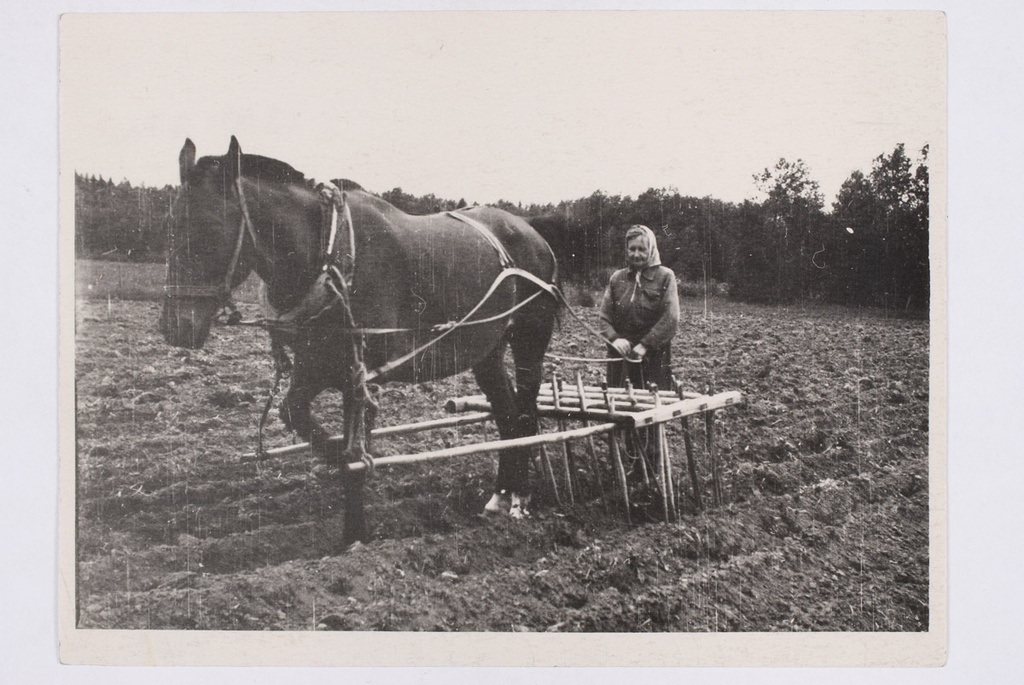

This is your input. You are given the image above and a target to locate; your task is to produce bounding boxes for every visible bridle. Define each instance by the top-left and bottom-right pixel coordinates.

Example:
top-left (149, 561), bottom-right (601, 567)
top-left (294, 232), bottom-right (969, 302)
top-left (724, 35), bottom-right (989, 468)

top-left (163, 170), bottom-right (263, 304)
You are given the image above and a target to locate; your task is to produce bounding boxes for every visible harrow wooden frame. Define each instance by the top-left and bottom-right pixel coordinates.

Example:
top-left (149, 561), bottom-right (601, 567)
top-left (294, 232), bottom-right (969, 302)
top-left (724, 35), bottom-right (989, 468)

top-left (250, 372), bottom-right (743, 523)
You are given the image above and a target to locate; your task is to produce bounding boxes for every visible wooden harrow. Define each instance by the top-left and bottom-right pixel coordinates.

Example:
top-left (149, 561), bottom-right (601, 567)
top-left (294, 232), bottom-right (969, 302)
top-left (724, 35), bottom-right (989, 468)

top-left (250, 371), bottom-right (742, 523)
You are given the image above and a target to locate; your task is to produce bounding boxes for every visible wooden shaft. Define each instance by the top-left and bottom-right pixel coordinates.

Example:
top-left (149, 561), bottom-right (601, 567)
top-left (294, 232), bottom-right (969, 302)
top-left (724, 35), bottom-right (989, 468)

top-left (652, 388), bottom-right (671, 523)
top-left (510, 385), bottom-right (698, 402)
top-left (449, 398), bottom-right (636, 424)
top-left (680, 416), bottom-right (703, 511)
top-left (654, 386), bottom-right (677, 520)
top-left (538, 444), bottom-right (563, 507)
top-left (450, 393), bottom-right (658, 412)
top-left (449, 391), bottom-right (744, 429)
top-left (608, 431), bottom-right (631, 524)
top-left (705, 409), bottom-right (722, 506)
top-left (541, 397), bottom-right (657, 411)
top-left (625, 391), bottom-right (744, 427)
top-left (540, 387), bottom-right (684, 401)
top-left (246, 411), bottom-right (493, 459)
top-left (551, 373), bottom-right (575, 505)
top-left (630, 427), bottom-right (651, 487)
top-left (546, 383), bottom-right (696, 399)
top-left (342, 421), bottom-right (619, 472)
top-left (560, 441), bottom-right (576, 505)
top-left (373, 411), bottom-right (492, 437)
top-left (576, 370), bottom-right (608, 511)
top-left (661, 420), bottom-right (677, 520)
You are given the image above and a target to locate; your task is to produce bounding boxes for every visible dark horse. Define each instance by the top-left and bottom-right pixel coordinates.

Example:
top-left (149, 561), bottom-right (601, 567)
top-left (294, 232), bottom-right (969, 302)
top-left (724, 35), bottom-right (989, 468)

top-left (160, 137), bottom-right (559, 544)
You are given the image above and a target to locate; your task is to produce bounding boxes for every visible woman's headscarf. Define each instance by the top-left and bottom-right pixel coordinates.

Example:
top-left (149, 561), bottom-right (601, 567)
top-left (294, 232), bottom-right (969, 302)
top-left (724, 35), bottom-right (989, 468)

top-left (625, 224), bottom-right (662, 270)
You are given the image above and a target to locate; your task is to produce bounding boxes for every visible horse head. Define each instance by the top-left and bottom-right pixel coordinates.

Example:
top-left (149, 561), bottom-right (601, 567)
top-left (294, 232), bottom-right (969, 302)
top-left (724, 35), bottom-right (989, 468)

top-left (160, 136), bottom-right (256, 348)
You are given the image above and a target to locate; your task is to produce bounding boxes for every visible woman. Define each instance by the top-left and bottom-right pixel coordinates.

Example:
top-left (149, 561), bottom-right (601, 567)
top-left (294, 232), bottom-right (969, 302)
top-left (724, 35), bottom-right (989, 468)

top-left (599, 224), bottom-right (680, 391)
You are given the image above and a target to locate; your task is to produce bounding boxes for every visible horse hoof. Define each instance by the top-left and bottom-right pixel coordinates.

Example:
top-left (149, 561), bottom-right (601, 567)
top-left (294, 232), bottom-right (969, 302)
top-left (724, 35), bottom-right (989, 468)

top-left (509, 503), bottom-right (530, 520)
top-left (312, 461), bottom-right (348, 480)
top-left (482, 492), bottom-right (510, 516)
top-left (509, 494), bottom-right (532, 520)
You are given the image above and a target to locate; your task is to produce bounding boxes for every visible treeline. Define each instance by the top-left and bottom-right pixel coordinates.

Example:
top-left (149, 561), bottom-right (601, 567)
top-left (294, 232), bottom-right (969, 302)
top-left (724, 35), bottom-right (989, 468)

top-left (74, 174), bottom-right (176, 261)
top-left (75, 142), bottom-right (929, 308)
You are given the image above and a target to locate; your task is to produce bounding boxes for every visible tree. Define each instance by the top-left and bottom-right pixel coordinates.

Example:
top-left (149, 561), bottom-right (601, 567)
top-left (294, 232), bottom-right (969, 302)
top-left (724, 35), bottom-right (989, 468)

top-left (870, 144), bottom-right (930, 308)
top-left (825, 144), bottom-right (930, 308)
top-left (830, 169), bottom-right (884, 304)
top-left (730, 158), bottom-right (827, 303)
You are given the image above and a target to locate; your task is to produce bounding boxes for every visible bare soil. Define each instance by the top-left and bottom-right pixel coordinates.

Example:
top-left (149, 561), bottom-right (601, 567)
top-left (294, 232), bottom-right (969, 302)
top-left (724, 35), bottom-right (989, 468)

top-left (74, 295), bottom-right (929, 632)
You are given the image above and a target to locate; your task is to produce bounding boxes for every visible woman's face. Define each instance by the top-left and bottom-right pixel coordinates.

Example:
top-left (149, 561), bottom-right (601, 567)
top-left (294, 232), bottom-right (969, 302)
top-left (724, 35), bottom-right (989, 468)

top-left (627, 237), bottom-right (649, 269)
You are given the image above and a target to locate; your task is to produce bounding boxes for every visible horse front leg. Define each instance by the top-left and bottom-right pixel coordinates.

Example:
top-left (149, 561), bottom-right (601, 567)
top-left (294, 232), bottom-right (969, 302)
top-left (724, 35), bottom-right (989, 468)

top-left (279, 378), bottom-right (341, 466)
top-left (281, 369), bottom-right (368, 546)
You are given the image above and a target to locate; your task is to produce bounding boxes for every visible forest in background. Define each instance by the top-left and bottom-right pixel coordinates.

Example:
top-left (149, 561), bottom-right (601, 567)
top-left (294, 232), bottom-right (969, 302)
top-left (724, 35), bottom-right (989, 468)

top-left (74, 142), bottom-right (929, 309)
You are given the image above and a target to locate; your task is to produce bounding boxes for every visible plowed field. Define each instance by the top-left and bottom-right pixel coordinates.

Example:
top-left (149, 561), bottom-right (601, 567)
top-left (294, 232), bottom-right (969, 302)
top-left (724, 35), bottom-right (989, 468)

top-left (74, 289), bottom-right (930, 632)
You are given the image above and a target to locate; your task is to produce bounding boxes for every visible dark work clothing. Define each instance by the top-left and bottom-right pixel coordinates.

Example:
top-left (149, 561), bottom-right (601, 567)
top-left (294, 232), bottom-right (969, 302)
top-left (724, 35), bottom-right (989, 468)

top-left (599, 264), bottom-right (680, 391)
top-left (599, 265), bottom-right (680, 351)
top-left (606, 343), bottom-right (673, 392)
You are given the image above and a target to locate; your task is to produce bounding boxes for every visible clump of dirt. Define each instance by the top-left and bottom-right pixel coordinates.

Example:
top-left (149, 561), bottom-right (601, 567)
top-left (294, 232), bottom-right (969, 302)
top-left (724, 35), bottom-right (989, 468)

top-left (74, 298), bottom-right (929, 632)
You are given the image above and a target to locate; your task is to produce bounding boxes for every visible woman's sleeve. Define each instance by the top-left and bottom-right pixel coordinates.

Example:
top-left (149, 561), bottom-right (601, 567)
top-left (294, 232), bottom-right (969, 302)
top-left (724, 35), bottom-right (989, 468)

top-left (639, 270), bottom-right (680, 349)
top-left (598, 282), bottom-right (621, 342)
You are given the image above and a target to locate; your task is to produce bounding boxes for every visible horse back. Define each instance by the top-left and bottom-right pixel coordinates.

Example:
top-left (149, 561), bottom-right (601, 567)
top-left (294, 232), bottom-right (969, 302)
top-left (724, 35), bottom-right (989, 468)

top-left (455, 205), bottom-right (558, 285)
top-left (344, 193), bottom-right (556, 382)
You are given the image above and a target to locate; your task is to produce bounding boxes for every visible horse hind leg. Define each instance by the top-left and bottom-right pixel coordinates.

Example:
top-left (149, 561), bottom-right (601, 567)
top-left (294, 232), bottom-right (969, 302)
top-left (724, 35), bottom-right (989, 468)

top-left (504, 293), bottom-right (558, 518)
top-left (472, 342), bottom-right (526, 516)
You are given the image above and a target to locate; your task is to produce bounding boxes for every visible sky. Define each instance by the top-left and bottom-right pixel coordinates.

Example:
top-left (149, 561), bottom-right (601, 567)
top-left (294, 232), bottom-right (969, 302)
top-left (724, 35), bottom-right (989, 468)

top-left (61, 11), bottom-right (944, 208)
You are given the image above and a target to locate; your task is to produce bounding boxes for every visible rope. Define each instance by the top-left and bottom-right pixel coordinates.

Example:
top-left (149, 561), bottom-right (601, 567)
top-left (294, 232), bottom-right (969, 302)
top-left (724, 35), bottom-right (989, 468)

top-left (255, 361), bottom-right (286, 459)
top-left (547, 287), bottom-right (639, 365)
top-left (359, 268), bottom-right (553, 382)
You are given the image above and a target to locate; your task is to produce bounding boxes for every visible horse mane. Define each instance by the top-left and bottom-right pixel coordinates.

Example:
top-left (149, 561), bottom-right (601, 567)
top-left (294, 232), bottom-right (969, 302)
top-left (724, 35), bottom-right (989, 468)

top-left (240, 154), bottom-right (309, 185)
top-left (332, 178), bottom-right (365, 192)
top-left (331, 178), bottom-right (409, 216)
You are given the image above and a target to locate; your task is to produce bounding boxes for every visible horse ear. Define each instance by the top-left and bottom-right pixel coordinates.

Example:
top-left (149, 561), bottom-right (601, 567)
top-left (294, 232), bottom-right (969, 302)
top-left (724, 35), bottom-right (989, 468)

top-left (227, 135), bottom-right (242, 179)
top-left (179, 138), bottom-right (196, 184)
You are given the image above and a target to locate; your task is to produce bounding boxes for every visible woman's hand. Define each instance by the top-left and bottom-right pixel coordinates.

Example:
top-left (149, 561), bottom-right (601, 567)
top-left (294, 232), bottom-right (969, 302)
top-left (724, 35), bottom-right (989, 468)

top-left (631, 343), bottom-right (647, 359)
top-left (611, 338), bottom-right (633, 356)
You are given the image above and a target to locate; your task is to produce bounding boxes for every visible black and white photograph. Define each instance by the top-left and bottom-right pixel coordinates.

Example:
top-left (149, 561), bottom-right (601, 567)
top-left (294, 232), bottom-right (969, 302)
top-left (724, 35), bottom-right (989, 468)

top-left (57, 9), bottom-right (947, 667)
